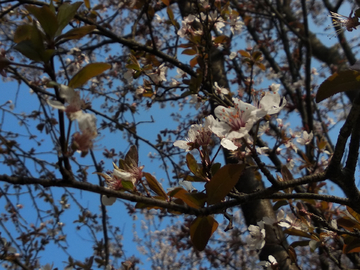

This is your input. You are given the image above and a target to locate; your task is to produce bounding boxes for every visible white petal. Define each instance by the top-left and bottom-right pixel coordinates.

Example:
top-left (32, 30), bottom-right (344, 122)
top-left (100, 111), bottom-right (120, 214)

top-left (77, 113), bottom-right (97, 135)
top-left (102, 195), bottom-right (116, 206)
top-left (59, 85), bottom-right (76, 102)
top-left (47, 100), bottom-right (66, 110)
top-left (113, 169), bottom-right (132, 181)
top-left (221, 138), bottom-right (238, 150)
top-left (173, 140), bottom-right (190, 150)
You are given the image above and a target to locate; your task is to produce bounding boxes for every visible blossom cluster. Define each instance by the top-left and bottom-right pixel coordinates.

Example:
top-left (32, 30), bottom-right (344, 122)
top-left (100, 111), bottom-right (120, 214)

top-left (174, 91), bottom-right (286, 151)
top-left (98, 153), bottom-right (144, 206)
top-left (177, 8), bottom-right (243, 39)
top-left (48, 84), bottom-right (97, 155)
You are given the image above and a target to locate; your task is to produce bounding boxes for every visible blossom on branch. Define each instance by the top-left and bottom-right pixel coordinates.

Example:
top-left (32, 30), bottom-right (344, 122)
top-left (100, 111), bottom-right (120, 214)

top-left (246, 221), bottom-right (266, 251)
top-left (173, 116), bottom-right (213, 151)
top-left (296, 131), bottom-right (313, 145)
top-left (214, 82), bottom-right (230, 98)
top-left (47, 85), bottom-right (83, 120)
top-left (258, 255), bottom-right (278, 269)
top-left (329, 11), bottom-right (360, 32)
top-left (214, 98), bottom-right (265, 140)
top-left (71, 112), bottom-right (98, 156)
top-left (97, 157), bottom-right (144, 206)
top-left (256, 91), bottom-right (287, 115)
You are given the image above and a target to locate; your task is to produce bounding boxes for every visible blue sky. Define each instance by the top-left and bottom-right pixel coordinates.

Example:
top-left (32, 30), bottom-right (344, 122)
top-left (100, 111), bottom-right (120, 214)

top-left (1, 2), bottom-right (360, 269)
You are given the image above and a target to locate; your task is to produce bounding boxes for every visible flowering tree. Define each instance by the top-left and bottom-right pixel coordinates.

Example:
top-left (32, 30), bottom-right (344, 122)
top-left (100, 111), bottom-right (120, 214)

top-left (2, 0), bottom-right (360, 269)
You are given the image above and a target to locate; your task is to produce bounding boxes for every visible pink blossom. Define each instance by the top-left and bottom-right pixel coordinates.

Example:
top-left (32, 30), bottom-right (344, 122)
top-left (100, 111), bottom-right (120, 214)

top-left (214, 98), bottom-right (265, 140)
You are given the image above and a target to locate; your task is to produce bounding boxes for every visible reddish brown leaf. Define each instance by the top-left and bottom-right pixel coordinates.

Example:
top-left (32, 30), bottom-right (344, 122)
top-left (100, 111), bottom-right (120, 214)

top-left (190, 216), bottom-right (218, 251)
top-left (144, 172), bottom-right (167, 200)
top-left (205, 164), bottom-right (245, 205)
top-left (168, 187), bottom-right (205, 208)
top-left (189, 56), bottom-right (198, 68)
top-left (347, 206), bottom-right (360, 223)
top-left (316, 70), bottom-right (360, 103)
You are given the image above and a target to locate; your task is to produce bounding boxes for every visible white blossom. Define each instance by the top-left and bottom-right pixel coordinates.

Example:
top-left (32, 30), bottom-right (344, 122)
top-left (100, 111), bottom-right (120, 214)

top-left (258, 255), bottom-right (278, 269)
top-left (296, 131), bottom-right (313, 145)
top-left (214, 82), bottom-right (229, 98)
top-left (173, 116), bottom-right (213, 151)
top-left (246, 221), bottom-right (266, 251)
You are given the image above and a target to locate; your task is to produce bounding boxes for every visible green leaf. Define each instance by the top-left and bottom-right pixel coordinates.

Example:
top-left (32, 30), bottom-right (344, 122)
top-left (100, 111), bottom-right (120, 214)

top-left (121, 180), bottom-right (134, 191)
top-left (205, 164), bottom-right (245, 205)
top-left (252, 51), bottom-right (262, 61)
top-left (56, 2), bottom-right (83, 36)
top-left (56, 25), bottom-right (96, 42)
top-left (25, 5), bottom-right (58, 39)
top-left (84, 0), bottom-right (91, 9)
top-left (238, 50), bottom-right (251, 58)
top-left (186, 153), bottom-right (202, 178)
top-left (167, 6), bottom-right (174, 20)
top-left (14, 40), bottom-right (44, 62)
top-left (316, 70), bottom-right (360, 103)
top-left (210, 163), bottom-right (221, 177)
top-left (213, 35), bottom-right (229, 44)
top-left (125, 64), bottom-right (141, 71)
top-left (68, 62), bottom-right (111, 88)
top-left (13, 25), bottom-right (33, 43)
top-left (144, 172), bottom-right (167, 200)
top-left (190, 216), bottom-right (218, 251)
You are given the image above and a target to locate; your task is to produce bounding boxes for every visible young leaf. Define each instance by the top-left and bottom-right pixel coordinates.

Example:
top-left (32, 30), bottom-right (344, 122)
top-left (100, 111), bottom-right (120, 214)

top-left (144, 172), bottom-right (167, 199)
top-left (346, 206), bottom-right (360, 223)
top-left (316, 70), bottom-right (360, 103)
top-left (213, 35), bottom-right (229, 44)
top-left (238, 50), bottom-right (251, 58)
top-left (190, 216), bottom-right (218, 251)
top-left (205, 164), bottom-right (245, 205)
top-left (68, 63), bottom-right (111, 88)
top-left (186, 153), bottom-right (203, 178)
top-left (56, 25), bottom-right (96, 42)
top-left (14, 40), bottom-right (45, 62)
top-left (25, 5), bottom-right (58, 39)
top-left (84, 0), bottom-right (91, 9)
top-left (124, 145), bottom-right (138, 167)
top-left (13, 25), bottom-right (34, 43)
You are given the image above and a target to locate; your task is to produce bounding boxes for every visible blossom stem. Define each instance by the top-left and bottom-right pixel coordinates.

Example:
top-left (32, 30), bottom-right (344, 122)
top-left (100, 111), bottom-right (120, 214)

top-left (65, 120), bottom-right (73, 155)
top-left (210, 145), bottom-right (222, 166)
top-left (139, 178), bottom-right (151, 197)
